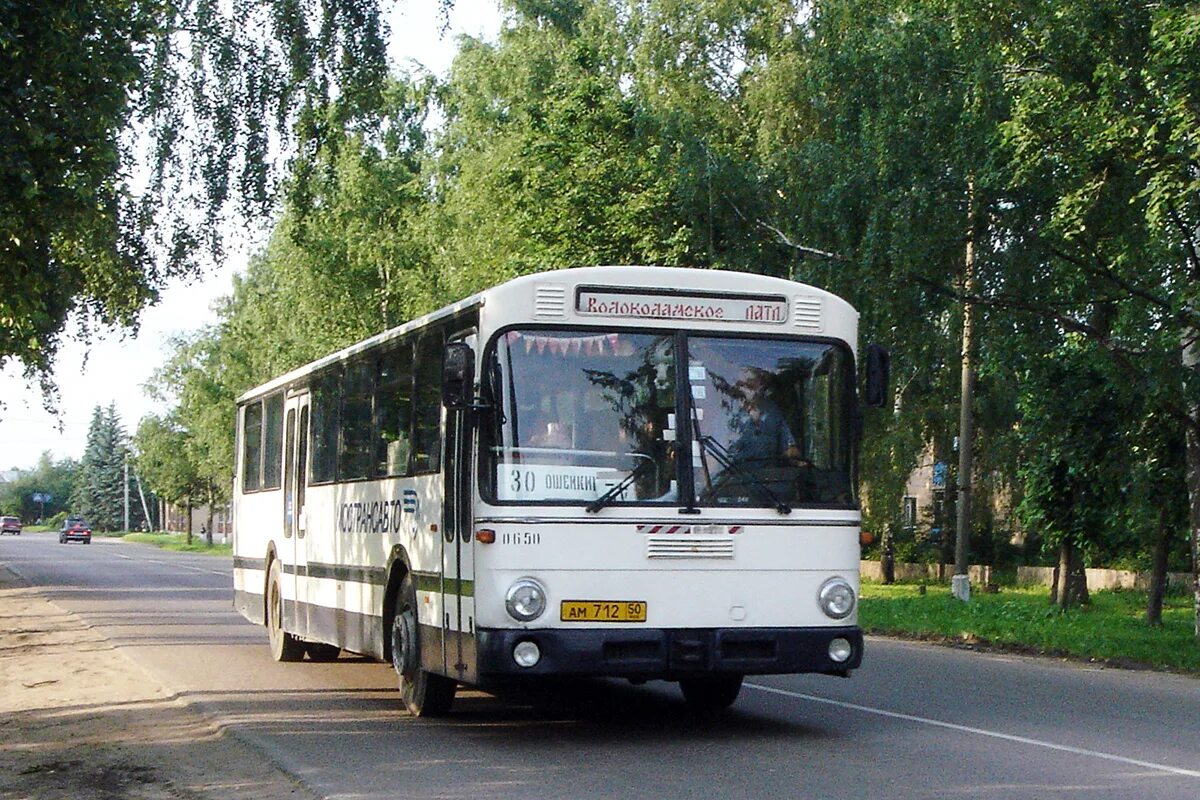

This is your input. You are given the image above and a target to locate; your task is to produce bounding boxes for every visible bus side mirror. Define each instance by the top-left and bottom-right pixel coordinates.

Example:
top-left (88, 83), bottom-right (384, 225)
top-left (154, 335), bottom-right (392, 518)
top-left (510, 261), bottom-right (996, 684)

top-left (864, 344), bottom-right (890, 408)
top-left (442, 342), bottom-right (475, 409)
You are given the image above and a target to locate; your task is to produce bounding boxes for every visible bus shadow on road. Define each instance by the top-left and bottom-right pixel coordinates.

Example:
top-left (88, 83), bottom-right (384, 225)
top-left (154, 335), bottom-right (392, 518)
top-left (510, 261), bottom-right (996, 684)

top-left (436, 678), bottom-right (831, 742)
top-left (178, 675), bottom-right (833, 745)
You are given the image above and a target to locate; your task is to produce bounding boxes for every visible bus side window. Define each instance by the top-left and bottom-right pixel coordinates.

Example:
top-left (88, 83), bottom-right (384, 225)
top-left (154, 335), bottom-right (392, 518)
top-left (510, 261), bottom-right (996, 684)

top-left (262, 392), bottom-right (285, 489)
top-left (412, 329), bottom-right (445, 473)
top-left (311, 371), bottom-right (339, 483)
top-left (340, 360), bottom-right (374, 480)
top-left (242, 401), bottom-right (263, 492)
top-left (376, 343), bottom-right (414, 476)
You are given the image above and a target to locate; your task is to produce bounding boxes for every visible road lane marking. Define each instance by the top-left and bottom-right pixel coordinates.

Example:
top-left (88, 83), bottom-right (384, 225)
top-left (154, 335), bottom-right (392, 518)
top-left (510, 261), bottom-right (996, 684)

top-left (745, 683), bottom-right (1200, 779)
top-left (114, 552), bottom-right (229, 577)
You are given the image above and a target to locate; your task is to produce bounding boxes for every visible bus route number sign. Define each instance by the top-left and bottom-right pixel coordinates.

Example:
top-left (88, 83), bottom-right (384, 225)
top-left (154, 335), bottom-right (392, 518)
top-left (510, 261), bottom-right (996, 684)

top-left (560, 600), bottom-right (647, 623)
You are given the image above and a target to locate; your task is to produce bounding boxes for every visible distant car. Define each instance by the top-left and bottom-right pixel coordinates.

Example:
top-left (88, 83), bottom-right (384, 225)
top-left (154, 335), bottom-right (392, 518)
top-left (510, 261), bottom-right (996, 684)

top-left (59, 516), bottom-right (92, 544)
top-left (0, 516), bottom-right (20, 535)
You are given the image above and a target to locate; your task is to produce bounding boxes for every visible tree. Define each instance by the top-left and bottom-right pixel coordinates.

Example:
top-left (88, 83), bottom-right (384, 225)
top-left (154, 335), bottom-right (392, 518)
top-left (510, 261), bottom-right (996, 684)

top-left (0, 0), bottom-right (390, 391)
top-left (0, 452), bottom-right (78, 521)
top-left (1015, 344), bottom-right (1131, 609)
top-left (133, 413), bottom-right (201, 543)
top-left (1123, 400), bottom-right (1189, 625)
top-left (72, 403), bottom-right (137, 531)
top-left (264, 74), bottom-right (442, 344)
top-left (749, 0), bottom-right (1193, 624)
top-left (747, 0), bottom-right (1021, 556)
top-left (992, 0), bottom-right (1200, 634)
top-left (428, 0), bottom-right (690, 298)
top-left (1, 1), bottom-right (155, 388)
top-left (141, 76), bottom-right (441, 506)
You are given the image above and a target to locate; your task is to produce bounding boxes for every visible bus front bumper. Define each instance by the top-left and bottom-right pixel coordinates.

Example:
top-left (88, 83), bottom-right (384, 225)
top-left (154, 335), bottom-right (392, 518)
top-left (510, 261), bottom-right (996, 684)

top-left (476, 625), bottom-right (863, 680)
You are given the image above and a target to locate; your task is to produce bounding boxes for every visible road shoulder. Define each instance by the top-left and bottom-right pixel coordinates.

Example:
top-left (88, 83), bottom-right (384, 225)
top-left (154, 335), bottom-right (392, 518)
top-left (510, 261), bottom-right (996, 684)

top-left (0, 565), bottom-right (318, 800)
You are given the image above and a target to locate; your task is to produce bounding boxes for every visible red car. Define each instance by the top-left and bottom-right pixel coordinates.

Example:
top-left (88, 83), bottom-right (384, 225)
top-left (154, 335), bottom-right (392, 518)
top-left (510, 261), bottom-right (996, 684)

top-left (0, 516), bottom-right (20, 535)
top-left (59, 517), bottom-right (92, 544)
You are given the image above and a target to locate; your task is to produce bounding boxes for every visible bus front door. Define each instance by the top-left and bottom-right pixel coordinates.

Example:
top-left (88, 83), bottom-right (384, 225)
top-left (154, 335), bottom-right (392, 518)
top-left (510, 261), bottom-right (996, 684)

top-left (441, 336), bottom-right (477, 684)
top-left (283, 391), bottom-right (312, 639)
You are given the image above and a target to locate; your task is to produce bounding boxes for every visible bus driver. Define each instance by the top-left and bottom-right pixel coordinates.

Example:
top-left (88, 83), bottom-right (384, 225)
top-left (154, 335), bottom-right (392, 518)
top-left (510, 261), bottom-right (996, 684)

top-left (727, 370), bottom-right (801, 466)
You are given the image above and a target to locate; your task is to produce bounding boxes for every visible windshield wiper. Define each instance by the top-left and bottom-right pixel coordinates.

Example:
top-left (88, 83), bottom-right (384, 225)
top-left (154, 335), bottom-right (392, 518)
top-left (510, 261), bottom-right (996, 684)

top-left (586, 459), bottom-right (654, 513)
top-left (694, 434), bottom-right (792, 515)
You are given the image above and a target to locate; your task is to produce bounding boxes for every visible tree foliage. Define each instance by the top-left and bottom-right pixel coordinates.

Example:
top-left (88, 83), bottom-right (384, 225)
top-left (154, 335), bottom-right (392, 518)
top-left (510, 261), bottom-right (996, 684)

top-left (0, 452), bottom-right (78, 521)
top-left (428, 3), bottom-right (691, 298)
top-left (71, 403), bottom-right (142, 531)
top-left (0, 0), bottom-right (390, 389)
top-left (1, 1), bottom-right (156, 390)
top-left (133, 412), bottom-right (200, 522)
top-left (118, 0), bottom-right (1199, 630)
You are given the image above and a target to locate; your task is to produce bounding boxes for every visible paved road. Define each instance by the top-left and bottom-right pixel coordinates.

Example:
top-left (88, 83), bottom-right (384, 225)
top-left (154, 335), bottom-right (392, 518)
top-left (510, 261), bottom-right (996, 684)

top-left (4, 532), bottom-right (1199, 799)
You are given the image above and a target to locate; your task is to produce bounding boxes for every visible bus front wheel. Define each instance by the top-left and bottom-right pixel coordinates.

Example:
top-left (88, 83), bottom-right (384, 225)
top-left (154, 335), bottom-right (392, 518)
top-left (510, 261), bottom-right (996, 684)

top-left (267, 559), bottom-right (305, 662)
top-left (391, 574), bottom-right (456, 717)
top-left (679, 674), bottom-right (743, 712)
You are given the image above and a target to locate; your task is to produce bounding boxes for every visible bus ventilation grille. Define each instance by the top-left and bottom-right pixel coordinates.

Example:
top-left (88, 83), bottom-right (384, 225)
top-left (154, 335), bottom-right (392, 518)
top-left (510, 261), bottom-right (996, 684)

top-left (646, 536), bottom-right (734, 559)
top-left (794, 296), bottom-right (823, 332)
top-left (534, 284), bottom-right (568, 318)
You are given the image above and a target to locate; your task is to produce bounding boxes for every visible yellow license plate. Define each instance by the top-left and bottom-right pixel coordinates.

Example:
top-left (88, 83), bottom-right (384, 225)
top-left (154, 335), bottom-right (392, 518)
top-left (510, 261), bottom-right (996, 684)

top-left (560, 600), bottom-right (647, 623)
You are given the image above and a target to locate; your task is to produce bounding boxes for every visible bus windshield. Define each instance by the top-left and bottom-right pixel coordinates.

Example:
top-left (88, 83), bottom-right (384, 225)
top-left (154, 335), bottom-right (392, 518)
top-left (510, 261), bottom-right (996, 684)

top-left (688, 336), bottom-right (854, 508)
top-left (482, 328), bottom-right (854, 507)
top-left (484, 330), bottom-right (677, 504)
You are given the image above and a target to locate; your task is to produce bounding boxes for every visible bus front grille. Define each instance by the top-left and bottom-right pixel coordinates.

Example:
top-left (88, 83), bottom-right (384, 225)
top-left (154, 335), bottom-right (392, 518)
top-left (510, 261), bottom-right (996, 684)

top-left (645, 535), bottom-right (735, 559)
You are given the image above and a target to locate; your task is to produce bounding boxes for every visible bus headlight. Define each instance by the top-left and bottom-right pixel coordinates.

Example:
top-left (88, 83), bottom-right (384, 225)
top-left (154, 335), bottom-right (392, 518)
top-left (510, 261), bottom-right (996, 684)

top-left (818, 577), bottom-right (856, 620)
top-left (506, 578), bottom-right (547, 622)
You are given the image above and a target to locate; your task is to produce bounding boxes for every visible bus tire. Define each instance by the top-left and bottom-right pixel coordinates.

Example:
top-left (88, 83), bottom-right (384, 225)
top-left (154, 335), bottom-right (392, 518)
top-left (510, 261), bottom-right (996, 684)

top-left (305, 642), bottom-right (341, 662)
top-left (391, 574), bottom-right (456, 717)
top-left (267, 559), bottom-right (305, 662)
top-left (679, 674), bottom-right (743, 711)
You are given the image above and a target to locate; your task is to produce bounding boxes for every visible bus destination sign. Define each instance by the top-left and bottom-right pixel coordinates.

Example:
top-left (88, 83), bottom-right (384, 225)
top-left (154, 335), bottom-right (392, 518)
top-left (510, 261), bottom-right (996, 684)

top-left (576, 289), bottom-right (788, 325)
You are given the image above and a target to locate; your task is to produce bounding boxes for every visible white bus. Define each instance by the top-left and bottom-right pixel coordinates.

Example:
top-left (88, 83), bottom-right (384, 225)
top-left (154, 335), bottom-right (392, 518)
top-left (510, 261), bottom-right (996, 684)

top-left (232, 266), bottom-right (888, 715)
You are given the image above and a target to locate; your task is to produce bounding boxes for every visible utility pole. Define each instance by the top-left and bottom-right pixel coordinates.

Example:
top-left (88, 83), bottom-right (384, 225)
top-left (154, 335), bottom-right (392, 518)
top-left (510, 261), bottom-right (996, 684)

top-left (135, 472), bottom-right (153, 531)
top-left (953, 180), bottom-right (978, 602)
top-left (123, 453), bottom-right (131, 534)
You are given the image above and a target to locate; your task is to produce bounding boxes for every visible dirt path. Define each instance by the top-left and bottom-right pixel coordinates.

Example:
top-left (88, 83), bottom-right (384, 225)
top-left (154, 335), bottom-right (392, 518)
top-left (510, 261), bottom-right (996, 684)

top-left (0, 567), bottom-right (317, 800)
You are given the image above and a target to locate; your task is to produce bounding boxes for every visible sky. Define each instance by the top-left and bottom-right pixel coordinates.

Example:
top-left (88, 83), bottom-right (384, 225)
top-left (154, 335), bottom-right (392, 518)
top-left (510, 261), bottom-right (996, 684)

top-left (0, 1), bottom-right (505, 473)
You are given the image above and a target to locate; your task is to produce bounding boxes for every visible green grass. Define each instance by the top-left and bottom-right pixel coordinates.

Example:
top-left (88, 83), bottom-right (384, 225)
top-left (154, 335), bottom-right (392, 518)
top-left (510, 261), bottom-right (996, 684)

top-left (122, 532), bottom-right (232, 555)
top-left (860, 581), bottom-right (1200, 674)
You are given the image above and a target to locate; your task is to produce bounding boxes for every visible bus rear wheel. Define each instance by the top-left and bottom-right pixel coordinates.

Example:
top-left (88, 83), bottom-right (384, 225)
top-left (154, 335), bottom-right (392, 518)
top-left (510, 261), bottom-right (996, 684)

top-left (391, 574), bottom-right (456, 717)
top-left (267, 559), bottom-right (305, 662)
top-left (679, 674), bottom-right (743, 712)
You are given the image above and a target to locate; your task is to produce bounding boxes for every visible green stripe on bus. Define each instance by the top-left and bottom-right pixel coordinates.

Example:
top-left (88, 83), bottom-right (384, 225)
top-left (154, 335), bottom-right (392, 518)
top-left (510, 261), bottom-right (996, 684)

top-left (413, 572), bottom-right (442, 593)
top-left (411, 572), bottom-right (473, 597)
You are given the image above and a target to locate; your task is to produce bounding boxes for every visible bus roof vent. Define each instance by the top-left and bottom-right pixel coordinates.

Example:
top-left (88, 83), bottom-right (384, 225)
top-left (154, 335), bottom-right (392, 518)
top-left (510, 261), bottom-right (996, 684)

top-left (794, 295), bottom-right (823, 332)
top-left (534, 284), bottom-right (568, 319)
top-left (646, 536), bottom-right (735, 560)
